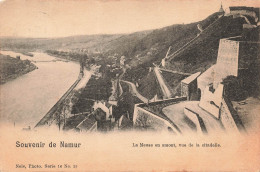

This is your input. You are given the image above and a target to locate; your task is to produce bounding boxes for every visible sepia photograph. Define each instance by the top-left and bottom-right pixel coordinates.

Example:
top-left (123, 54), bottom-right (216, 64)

top-left (0, 0), bottom-right (259, 171)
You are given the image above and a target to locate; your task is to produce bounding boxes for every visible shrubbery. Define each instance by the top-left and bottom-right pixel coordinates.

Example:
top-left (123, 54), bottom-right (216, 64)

top-left (222, 75), bottom-right (248, 101)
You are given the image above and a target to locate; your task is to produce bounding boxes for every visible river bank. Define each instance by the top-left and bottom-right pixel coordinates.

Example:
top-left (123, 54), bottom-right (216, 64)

top-left (0, 54), bottom-right (37, 84)
top-left (0, 51), bottom-right (80, 127)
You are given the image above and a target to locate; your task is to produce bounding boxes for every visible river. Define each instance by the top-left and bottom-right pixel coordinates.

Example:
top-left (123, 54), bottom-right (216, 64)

top-left (0, 51), bottom-right (80, 128)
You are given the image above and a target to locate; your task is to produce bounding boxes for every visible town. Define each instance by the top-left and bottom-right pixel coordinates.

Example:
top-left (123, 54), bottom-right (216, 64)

top-left (1, 5), bottom-right (259, 136)
top-left (32, 5), bottom-right (260, 135)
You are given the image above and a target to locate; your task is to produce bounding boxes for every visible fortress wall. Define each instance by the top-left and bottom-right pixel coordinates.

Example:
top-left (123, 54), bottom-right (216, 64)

top-left (214, 39), bottom-right (239, 88)
top-left (133, 106), bottom-right (173, 131)
top-left (219, 98), bottom-right (239, 133)
top-left (137, 97), bottom-right (187, 108)
top-left (213, 38), bottom-right (259, 89)
top-left (230, 10), bottom-right (257, 19)
top-left (184, 108), bottom-right (203, 134)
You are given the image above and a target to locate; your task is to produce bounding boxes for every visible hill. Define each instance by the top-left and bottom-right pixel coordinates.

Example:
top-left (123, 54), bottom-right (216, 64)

top-left (166, 15), bottom-right (247, 73)
top-left (0, 11), bottom-right (257, 84)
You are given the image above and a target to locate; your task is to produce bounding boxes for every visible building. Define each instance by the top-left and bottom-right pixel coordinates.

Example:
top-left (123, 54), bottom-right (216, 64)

top-left (93, 101), bottom-right (115, 122)
top-left (229, 6), bottom-right (259, 22)
top-left (63, 113), bottom-right (97, 133)
top-left (219, 3), bottom-right (224, 13)
top-left (197, 36), bottom-right (260, 96)
top-left (133, 33), bottom-right (259, 134)
top-left (76, 114), bottom-right (97, 132)
top-left (199, 83), bottom-right (224, 118)
top-left (191, 35), bottom-right (259, 133)
top-left (181, 72), bottom-right (201, 100)
top-left (213, 36), bottom-right (260, 89)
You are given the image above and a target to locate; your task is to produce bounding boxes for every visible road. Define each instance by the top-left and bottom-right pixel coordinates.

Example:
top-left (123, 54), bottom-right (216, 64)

top-left (35, 68), bottom-right (91, 128)
top-left (120, 80), bottom-right (149, 103)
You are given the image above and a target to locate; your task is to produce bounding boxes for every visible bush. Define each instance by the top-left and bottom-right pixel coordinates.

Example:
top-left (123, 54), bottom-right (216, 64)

top-left (222, 75), bottom-right (248, 101)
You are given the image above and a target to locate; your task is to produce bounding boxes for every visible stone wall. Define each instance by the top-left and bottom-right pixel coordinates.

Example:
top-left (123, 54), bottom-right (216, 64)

top-left (220, 96), bottom-right (246, 132)
top-left (133, 99), bottom-right (184, 134)
top-left (214, 39), bottom-right (239, 88)
top-left (181, 82), bottom-right (189, 98)
top-left (219, 99), bottom-right (239, 133)
top-left (230, 10), bottom-right (257, 20)
top-left (181, 81), bottom-right (198, 100)
top-left (134, 107), bottom-right (171, 131)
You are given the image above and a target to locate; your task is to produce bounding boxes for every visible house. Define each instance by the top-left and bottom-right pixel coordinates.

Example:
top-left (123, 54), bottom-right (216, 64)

top-left (93, 108), bottom-right (112, 131)
top-left (181, 72), bottom-right (201, 100)
top-left (63, 113), bottom-right (97, 133)
top-left (93, 101), bottom-right (115, 122)
top-left (76, 114), bottom-right (97, 132)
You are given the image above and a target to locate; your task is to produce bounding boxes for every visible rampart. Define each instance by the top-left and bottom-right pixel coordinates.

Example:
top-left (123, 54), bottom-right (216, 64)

top-left (133, 97), bottom-right (187, 134)
top-left (214, 36), bottom-right (260, 88)
top-left (220, 96), bottom-right (246, 132)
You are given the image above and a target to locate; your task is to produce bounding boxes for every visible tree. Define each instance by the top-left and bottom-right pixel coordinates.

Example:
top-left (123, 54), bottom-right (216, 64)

top-left (135, 113), bottom-right (153, 130)
top-left (222, 75), bottom-right (247, 101)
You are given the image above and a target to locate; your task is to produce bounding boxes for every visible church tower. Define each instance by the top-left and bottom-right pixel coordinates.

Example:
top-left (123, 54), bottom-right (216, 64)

top-left (219, 2), bottom-right (224, 13)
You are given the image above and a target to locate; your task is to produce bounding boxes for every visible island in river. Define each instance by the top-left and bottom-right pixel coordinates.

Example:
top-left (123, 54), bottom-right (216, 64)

top-left (0, 54), bottom-right (37, 84)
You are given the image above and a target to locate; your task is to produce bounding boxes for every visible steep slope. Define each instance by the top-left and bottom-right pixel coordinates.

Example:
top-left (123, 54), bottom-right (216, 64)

top-left (123, 12), bottom-right (226, 81)
top-left (133, 14), bottom-right (248, 98)
top-left (137, 69), bottom-right (163, 99)
top-left (166, 15), bottom-right (246, 73)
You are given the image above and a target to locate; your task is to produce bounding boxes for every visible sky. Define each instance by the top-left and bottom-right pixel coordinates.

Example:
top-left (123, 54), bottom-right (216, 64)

top-left (0, 0), bottom-right (259, 38)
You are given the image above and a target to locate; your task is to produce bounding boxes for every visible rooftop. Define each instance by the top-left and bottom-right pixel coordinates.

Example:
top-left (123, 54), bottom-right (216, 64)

top-left (76, 114), bottom-right (97, 131)
top-left (64, 113), bottom-right (88, 131)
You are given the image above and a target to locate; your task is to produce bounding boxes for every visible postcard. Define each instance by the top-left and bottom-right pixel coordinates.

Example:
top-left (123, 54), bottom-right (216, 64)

top-left (0, 0), bottom-right (259, 171)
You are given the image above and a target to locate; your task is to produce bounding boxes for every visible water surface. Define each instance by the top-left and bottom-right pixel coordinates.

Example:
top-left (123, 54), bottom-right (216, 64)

top-left (0, 51), bottom-right (80, 127)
